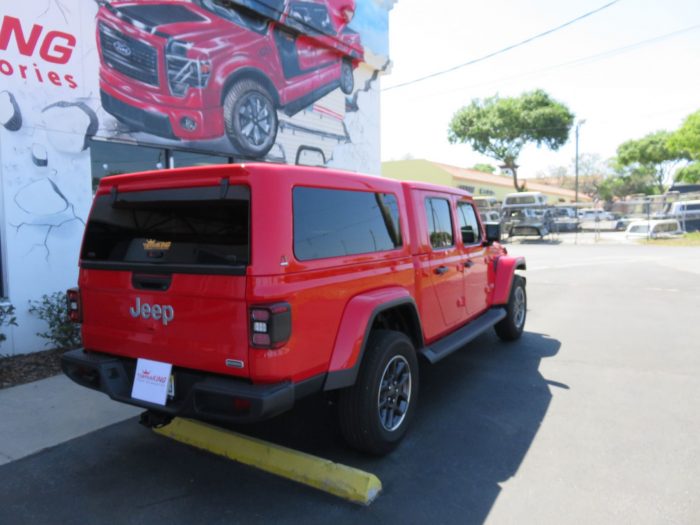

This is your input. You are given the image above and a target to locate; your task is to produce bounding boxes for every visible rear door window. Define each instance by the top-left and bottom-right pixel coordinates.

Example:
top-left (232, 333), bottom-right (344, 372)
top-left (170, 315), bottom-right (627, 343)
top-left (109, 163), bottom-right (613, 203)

top-left (293, 187), bottom-right (402, 261)
top-left (81, 185), bottom-right (250, 274)
top-left (425, 198), bottom-right (454, 249)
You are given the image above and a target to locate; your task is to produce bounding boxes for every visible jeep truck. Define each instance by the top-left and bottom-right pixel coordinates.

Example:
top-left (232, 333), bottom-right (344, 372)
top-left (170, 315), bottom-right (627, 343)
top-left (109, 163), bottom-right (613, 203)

top-left (62, 163), bottom-right (526, 455)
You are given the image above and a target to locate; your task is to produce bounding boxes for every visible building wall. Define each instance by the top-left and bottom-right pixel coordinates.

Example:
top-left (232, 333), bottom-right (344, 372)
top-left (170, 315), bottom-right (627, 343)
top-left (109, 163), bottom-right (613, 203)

top-left (382, 159), bottom-right (583, 203)
top-left (0, 0), bottom-right (395, 355)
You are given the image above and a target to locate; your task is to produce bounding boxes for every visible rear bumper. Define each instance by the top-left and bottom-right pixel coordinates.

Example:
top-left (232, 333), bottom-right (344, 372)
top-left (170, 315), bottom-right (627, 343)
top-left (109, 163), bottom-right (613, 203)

top-left (61, 349), bottom-right (319, 424)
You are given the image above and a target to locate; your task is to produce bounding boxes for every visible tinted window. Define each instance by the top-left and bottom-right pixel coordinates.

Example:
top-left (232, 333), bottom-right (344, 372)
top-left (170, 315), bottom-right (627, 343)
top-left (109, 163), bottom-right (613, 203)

top-left (425, 198), bottom-right (453, 249)
top-left (196, 0), bottom-right (269, 32)
top-left (457, 202), bottom-right (481, 244)
top-left (82, 186), bottom-right (250, 272)
top-left (293, 188), bottom-right (402, 261)
top-left (288, 2), bottom-right (333, 35)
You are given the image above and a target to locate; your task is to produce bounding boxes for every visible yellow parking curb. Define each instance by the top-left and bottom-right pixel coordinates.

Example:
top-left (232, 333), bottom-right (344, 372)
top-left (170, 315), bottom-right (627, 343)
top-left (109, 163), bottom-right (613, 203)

top-left (153, 417), bottom-right (382, 505)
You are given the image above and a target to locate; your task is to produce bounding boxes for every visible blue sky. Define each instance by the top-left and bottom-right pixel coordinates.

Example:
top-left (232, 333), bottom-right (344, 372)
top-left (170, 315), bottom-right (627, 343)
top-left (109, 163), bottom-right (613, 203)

top-left (380, 0), bottom-right (700, 178)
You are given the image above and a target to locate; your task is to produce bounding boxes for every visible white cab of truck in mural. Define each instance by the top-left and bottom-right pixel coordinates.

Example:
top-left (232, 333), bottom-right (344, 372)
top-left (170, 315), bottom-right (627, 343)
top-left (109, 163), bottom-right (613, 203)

top-left (0, 0), bottom-right (396, 354)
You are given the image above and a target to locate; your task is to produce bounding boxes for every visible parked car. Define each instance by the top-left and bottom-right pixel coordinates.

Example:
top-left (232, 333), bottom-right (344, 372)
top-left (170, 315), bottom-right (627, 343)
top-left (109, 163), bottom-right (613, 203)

top-left (502, 208), bottom-right (551, 238)
top-left (577, 208), bottom-right (615, 221)
top-left (502, 191), bottom-right (547, 208)
top-left (97, 0), bottom-right (363, 157)
top-left (62, 163), bottom-right (527, 455)
top-left (625, 219), bottom-right (683, 239)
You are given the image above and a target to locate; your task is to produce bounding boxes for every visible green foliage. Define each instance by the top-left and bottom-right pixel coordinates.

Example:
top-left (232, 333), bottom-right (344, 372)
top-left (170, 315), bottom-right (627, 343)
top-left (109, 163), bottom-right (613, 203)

top-left (615, 131), bottom-right (688, 192)
top-left (668, 110), bottom-right (700, 160)
top-left (448, 89), bottom-right (575, 191)
top-left (0, 304), bottom-right (18, 347)
top-left (471, 163), bottom-right (496, 174)
top-left (28, 292), bottom-right (81, 350)
top-left (675, 162), bottom-right (700, 183)
top-left (596, 166), bottom-right (659, 202)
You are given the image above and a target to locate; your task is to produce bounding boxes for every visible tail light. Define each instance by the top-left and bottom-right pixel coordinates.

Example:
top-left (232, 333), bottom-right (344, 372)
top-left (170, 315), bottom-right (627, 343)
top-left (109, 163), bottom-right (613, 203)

top-left (250, 303), bottom-right (291, 349)
top-left (67, 287), bottom-right (82, 323)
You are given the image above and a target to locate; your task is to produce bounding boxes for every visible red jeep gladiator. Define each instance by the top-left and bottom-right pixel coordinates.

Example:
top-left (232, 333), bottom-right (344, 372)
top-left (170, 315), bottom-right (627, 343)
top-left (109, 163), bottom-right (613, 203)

top-left (62, 163), bottom-right (526, 455)
top-left (97, 0), bottom-right (362, 158)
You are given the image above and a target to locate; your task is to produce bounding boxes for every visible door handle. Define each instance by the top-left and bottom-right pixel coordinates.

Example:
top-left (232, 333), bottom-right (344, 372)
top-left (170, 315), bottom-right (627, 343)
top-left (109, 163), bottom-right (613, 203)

top-left (434, 265), bottom-right (449, 275)
top-left (464, 260), bottom-right (475, 268)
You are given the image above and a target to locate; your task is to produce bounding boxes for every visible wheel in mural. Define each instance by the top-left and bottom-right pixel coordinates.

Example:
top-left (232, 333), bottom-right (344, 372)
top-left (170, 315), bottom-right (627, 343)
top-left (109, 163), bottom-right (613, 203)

top-left (340, 59), bottom-right (354, 95)
top-left (223, 79), bottom-right (278, 158)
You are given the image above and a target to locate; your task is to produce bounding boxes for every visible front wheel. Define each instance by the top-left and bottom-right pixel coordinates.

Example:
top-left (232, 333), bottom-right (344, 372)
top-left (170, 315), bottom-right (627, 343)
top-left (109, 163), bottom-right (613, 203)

top-left (223, 79), bottom-right (278, 158)
top-left (338, 330), bottom-right (419, 455)
top-left (495, 275), bottom-right (526, 341)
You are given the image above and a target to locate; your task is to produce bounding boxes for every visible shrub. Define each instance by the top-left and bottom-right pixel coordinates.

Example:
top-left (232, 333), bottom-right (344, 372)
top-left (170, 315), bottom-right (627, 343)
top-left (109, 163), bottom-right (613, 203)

top-left (28, 292), bottom-right (81, 350)
top-left (0, 303), bottom-right (18, 347)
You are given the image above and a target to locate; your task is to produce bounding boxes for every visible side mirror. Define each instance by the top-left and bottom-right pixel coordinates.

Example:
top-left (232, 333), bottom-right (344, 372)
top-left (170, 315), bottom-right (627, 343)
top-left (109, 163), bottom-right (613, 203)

top-left (485, 223), bottom-right (501, 244)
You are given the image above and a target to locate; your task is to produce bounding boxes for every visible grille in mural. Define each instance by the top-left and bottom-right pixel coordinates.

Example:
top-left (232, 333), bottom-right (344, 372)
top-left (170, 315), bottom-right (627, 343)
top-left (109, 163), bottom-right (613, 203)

top-left (98, 22), bottom-right (159, 87)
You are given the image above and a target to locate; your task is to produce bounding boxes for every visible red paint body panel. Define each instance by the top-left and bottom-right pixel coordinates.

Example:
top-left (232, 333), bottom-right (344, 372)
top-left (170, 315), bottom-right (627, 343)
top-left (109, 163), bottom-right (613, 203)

top-left (492, 256), bottom-right (526, 305)
top-left (328, 287), bottom-right (413, 374)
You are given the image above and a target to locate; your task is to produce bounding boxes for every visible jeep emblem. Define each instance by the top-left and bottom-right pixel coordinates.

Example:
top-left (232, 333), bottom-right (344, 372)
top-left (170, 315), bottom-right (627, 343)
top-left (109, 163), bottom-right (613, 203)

top-left (113, 40), bottom-right (132, 57)
top-left (129, 297), bottom-right (174, 326)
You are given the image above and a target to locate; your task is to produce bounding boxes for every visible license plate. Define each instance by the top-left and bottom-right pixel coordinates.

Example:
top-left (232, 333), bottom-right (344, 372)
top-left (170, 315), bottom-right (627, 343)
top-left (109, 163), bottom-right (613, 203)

top-left (131, 358), bottom-right (172, 406)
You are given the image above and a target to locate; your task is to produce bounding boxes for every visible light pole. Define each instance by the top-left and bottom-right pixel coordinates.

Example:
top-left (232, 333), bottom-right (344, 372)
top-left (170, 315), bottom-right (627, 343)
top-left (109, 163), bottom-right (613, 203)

top-left (574, 119), bottom-right (586, 204)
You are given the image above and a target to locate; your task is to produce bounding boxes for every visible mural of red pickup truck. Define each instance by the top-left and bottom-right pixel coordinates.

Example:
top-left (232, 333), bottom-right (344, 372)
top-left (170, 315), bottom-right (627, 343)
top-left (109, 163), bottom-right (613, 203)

top-left (96, 0), bottom-right (363, 157)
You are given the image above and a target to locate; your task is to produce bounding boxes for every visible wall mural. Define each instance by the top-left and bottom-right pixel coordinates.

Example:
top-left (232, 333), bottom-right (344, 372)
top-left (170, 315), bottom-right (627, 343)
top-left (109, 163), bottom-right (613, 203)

top-left (0, 0), bottom-right (394, 353)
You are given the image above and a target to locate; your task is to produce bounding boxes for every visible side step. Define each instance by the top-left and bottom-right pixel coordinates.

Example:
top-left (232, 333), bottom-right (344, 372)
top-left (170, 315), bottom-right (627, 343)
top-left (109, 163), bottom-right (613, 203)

top-left (419, 307), bottom-right (507, 364)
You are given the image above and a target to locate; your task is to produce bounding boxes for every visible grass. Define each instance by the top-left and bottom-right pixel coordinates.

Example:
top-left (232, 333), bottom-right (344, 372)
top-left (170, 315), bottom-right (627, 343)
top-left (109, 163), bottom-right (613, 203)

top-left (642, 232), bottom-right (700, 246)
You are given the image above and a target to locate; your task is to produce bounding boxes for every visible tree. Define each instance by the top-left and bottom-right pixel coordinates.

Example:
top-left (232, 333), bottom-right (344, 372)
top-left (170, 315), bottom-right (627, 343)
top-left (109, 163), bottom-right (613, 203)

top-left (596, 165), bottom-right (658, 202)
top-left (615, 131), bottom-right (688, 193)
top-left (448, 89), bottom-right (575, 191)
top-left (668, 110), bottom-right (700, 160)
top-left (471, 163), bottom-right (496, 174)
top-left (675, 162), bottom-right (700, 184)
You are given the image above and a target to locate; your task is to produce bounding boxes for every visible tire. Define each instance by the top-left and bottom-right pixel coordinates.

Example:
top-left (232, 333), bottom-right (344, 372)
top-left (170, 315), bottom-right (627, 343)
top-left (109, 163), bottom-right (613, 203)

top-left (339, 59), bottom-right (354, 95)
top-left (338, 330), bottom-right (419, 455)
top-left (223, 79), bottom-right (278, 158)
top-left (495, 275), bottom-right (526, 341)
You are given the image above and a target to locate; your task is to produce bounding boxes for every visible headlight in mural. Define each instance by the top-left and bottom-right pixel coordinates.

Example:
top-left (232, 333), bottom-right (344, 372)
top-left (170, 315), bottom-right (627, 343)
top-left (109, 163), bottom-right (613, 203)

top-left (41, 102), bottom-right (99, 154)
top-left (166, 40), bottom-right (211, 97)
top-left (0, 91), bottom-right (22, 132)
top-left (32, 144), bottom-right (49, 168)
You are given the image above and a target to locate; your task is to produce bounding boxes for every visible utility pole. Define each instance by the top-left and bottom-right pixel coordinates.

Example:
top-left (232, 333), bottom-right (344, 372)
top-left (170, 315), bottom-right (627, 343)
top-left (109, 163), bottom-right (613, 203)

top-left (574, 119), bottom-right (586, 204)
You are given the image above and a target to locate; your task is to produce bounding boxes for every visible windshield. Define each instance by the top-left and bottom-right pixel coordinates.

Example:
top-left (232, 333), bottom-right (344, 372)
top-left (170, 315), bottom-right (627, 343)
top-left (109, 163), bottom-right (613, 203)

top-left (195, 0), bottom-right (269, 32)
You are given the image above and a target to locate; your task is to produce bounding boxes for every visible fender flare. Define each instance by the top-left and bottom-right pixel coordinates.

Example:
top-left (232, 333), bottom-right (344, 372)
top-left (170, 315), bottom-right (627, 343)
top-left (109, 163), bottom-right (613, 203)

top-left (492, 255), bottom-right (526, 305)
top-left (323, 287), bottom-right (422, 391)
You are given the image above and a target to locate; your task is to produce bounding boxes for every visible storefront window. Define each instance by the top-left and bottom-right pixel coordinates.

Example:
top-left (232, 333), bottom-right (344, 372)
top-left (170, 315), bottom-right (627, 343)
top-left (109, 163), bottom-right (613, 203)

top-left (172, 150), bottom-right (232, 168)
top-left (89, 140), bottom-right (167, 190)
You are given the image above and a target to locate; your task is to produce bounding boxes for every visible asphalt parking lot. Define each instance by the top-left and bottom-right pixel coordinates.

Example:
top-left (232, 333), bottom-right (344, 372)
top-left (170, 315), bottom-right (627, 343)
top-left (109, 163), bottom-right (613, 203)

top-left (1, 241), bottom-right (699, 524)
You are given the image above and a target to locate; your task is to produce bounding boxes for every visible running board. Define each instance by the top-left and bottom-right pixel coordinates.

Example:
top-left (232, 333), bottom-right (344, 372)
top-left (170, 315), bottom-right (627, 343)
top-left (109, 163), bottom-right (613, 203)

top-left (419, 307), bottom-right (507, 364)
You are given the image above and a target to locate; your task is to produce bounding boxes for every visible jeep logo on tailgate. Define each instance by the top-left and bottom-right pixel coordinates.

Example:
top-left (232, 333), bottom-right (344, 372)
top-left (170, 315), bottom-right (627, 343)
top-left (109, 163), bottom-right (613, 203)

top-left (129, 297), bottom-right (174, 326)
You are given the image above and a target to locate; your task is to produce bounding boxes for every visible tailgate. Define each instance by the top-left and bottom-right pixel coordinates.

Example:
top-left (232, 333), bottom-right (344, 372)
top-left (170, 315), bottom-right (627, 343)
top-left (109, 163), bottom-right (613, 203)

top-left (80, 270), bottom-right (248, 377)
top-left (79, 181), bottom-right (251, 377)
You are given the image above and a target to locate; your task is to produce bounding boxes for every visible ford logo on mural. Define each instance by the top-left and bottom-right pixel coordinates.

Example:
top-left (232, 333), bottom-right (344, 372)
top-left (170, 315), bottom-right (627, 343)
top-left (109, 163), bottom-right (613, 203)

top-left (112, 40), bottom-right (132, 57)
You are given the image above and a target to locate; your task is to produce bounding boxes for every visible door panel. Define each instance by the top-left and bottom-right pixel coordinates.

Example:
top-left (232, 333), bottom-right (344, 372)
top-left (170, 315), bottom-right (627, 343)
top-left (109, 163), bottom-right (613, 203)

top-left (423, 196), bottom-right (466, 330)
top-left (458, 201), bottom-right (489, 316)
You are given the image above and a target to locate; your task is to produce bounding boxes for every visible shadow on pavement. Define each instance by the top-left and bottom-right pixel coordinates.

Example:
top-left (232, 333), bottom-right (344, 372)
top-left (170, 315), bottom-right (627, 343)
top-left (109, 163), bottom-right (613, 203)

top-left (0, 331), bottom-right (561, 524)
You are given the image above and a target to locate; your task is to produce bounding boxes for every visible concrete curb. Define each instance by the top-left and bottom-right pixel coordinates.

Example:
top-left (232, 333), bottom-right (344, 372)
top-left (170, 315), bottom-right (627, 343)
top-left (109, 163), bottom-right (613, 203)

top-left (154, 417), bottom-right (382, 505)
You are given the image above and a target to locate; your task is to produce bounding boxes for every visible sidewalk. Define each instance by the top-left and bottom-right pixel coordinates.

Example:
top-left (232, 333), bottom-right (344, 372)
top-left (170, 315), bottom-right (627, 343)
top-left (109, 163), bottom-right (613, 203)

top-left (0, 375), bottom-right (140, 466)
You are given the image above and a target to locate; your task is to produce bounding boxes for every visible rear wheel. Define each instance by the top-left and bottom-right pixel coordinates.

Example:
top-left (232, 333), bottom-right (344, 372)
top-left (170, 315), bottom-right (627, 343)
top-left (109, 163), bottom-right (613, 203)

top-left (339, 59), bottom-right (354, 94)
top-left (223, 78), bottom-right (277, 158)
top-left (495, 275), bottom-right (526, 341)
top-left (338, 330), bottom-right (418, 455)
